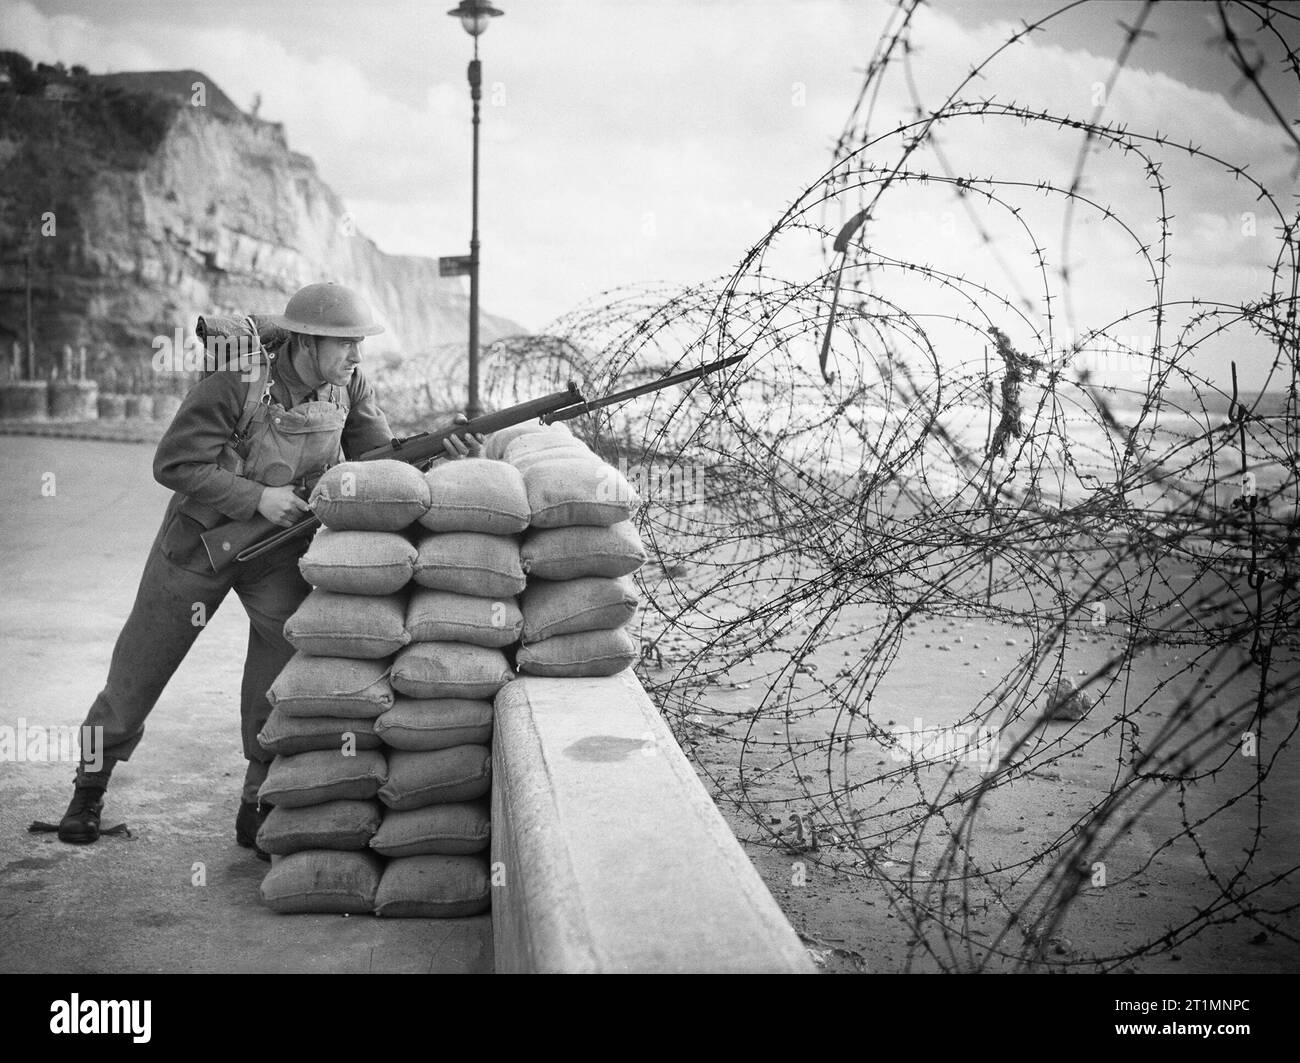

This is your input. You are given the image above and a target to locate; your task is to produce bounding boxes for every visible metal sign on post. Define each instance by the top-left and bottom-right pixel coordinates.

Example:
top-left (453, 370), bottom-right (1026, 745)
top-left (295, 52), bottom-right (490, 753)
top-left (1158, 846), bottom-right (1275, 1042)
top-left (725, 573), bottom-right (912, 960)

top-left (439, 255), bottom-right (473, 277)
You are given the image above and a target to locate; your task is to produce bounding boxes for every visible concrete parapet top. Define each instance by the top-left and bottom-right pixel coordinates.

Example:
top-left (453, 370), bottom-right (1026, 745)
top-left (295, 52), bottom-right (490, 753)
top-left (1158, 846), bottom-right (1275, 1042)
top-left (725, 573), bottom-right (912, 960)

top-left (491, 672), bottom-right (815, 974)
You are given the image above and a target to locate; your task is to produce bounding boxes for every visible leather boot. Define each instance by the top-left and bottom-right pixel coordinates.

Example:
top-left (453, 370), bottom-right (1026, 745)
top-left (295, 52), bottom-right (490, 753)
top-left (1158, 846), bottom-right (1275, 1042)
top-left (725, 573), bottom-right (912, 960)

top-left (236, 800), bottom-right (274, 862)
top-left (58, 782), bottom-right (107, 844)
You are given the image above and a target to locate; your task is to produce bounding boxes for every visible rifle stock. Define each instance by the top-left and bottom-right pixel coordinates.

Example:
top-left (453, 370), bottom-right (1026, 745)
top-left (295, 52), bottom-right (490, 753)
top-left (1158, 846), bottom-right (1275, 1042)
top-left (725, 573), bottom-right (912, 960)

top-left (200, 382), bottom-right (584, 574)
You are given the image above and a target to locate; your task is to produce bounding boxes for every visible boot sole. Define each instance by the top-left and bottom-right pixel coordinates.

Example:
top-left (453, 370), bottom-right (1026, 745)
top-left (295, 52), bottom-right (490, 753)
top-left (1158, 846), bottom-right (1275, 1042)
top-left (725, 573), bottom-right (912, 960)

top-left (236, 804), bottom-right (271, 860)
top-left (237, 836), bottom-right (271, 861)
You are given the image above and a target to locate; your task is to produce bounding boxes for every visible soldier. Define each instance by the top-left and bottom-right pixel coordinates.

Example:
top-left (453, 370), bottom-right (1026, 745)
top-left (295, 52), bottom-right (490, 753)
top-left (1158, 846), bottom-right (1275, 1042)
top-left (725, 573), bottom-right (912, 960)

top-left (57, 282), bottom-right (482, 857)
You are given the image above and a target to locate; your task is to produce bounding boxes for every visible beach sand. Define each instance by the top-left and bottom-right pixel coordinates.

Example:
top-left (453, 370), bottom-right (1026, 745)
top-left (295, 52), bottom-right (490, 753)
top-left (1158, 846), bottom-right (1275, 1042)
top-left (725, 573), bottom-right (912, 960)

top-left (633, 550), bottom-right (1299, 973)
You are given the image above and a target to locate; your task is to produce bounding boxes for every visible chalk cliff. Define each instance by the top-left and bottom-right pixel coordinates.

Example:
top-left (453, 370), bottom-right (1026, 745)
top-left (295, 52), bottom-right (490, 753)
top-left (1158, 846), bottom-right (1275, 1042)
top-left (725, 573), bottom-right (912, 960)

top-left (0, 64), bottom-right (521, 378)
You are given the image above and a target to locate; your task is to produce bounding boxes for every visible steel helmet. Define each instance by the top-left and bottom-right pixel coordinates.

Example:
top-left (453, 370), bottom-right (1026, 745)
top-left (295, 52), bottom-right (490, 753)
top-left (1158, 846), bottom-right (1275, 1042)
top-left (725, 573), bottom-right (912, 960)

top-left (269, 282), bottom-right (385, 337)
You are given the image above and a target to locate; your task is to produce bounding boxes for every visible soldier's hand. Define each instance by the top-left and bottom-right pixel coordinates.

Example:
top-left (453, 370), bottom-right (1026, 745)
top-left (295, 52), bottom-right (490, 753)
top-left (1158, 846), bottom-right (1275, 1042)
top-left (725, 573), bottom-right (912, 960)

top-left (257, 485), bottom-right (311, 527)
top-left (442, 413), bottom-right (486, 460)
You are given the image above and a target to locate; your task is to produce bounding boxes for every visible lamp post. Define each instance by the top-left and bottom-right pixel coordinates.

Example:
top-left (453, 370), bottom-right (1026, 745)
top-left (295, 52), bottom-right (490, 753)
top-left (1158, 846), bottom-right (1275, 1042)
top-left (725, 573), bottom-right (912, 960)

top-left (444, 0), bottom-right (504, 420)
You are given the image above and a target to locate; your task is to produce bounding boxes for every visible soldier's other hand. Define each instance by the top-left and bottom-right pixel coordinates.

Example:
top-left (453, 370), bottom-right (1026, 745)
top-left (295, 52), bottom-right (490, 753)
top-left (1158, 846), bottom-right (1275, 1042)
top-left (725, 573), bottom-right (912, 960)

top-left (443, 414), bottom-right (485, 459)
top-left (257, 485), bottom-right (311, 527)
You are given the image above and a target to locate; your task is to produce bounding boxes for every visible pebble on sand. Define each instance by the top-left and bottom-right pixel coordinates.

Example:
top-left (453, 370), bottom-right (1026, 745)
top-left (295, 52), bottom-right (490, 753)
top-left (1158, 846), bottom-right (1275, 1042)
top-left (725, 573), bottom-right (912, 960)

top-left (1045, 677), bottom-right (1093, 720)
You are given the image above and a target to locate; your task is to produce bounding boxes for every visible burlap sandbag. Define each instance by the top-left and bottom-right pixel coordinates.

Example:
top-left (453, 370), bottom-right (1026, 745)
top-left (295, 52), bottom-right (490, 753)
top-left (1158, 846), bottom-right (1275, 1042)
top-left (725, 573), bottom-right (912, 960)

top-left (515, 626), bottom-right (639, 677)
top-left (310, 460), bottom-right (432, 531)
top-left (520, 575), bottom-right (640, 644)
top-left (503, 431), bottom-right (593, 466)
top-left (392, 642), bottom-right (513, 699)
top-left (260, 850), bottom-right (383, 914)
top-left (510, 448), bottom-right (602, 475)
top-left (257, 709), bottom-right (382, 756)
top-left (520, 521), bottom-right (647, 580)
top-left (523, 457), bottom-right (639, 528)
top-left (483, 420), bottom-right (572, 462)
top-left (256, 799), bottom-right (383, 855)
top-left (283, 589), bottom-right (410, 659)
top-left (374, 854), bottom-right (491, 918)
top-left (298, 529), bottom-right (417, 595)
top-left (412, 531), bottom-right (526, 597)
top-left (374, 698), bottom-right (494, 751)
top-left (266, 654), bottom-right (394, 718)
top-left (419, 460), bottom-right (530, 535)
top-left (378, 745), bottom-right (492, 810)
top-left (369, 801), bottom-right (490, 858)
top-left (258, 749), bottom-right (388, 808)
top-left (406, 587), bottom-right (522, 648)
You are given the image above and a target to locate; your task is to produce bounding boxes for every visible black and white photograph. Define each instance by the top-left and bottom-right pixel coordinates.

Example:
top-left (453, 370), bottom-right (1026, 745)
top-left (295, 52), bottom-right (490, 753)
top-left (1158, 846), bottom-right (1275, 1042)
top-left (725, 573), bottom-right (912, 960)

top-left (0, 0), bottom-right (1296, 1017)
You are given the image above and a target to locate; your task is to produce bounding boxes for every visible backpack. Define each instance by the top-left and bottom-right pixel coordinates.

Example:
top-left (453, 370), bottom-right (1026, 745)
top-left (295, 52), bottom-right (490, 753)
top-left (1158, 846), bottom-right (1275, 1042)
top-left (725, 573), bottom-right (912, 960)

top-left (193, 313), bottom-right (353, 467)
top-left (194, 313), bottom-right (290, 453)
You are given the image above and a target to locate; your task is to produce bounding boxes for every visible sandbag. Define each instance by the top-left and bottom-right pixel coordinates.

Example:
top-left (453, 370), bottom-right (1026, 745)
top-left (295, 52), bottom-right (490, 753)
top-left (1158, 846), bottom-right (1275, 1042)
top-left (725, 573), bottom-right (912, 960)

top-left (510, 447), bottom-right (602, 475)
top-left (310, 460), bottom-right (432, 531)
top-left (392, 643), bottom-right (514, 700)
top-left (523, 457), bottom-right (639, 528)
top-left (412, 531), bottom-right (526, 597)
top-left (256, 799), bottom-right (383, 855)
top-left (258, 749), bottom-right (388, 808)
top-left (520, 521), bottom-right (647, 580)
top-left (260, 850), bottom-right (383, 914)
top-left (369, 800), bottom-right (490, 858)
top-left (378, 745), bottom-right (492, 810)
top-left (283, 589), bottom-right (410, 659)
top-left (298, 529), bottom-right (417, 595)
top-left (374, 854), bottom-right (491, 918)
top-left (520, 575), bottom-right (639, 644)
top-left (374, 698), bottom-right (494, 751)
top-left (419, 460), bottom-right (530, 535)
top-left (266, 654), bottom-right (394, 718)
top-left (257, 709), bottom-right (382, 756)
top-left (483, 420), bottom-right (572, 462)
top-left (503, 431), bottom-right (593, 466)
top-left (515, 626), bottom-right (639, 678)
top-left (406, 587), bottom-right (523, 648)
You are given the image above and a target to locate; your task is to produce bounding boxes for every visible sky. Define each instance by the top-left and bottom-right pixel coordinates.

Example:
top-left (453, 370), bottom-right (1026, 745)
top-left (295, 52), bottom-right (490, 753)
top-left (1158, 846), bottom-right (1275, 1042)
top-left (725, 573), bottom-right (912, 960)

top-left (4, 0), bottom-right (1296, 388)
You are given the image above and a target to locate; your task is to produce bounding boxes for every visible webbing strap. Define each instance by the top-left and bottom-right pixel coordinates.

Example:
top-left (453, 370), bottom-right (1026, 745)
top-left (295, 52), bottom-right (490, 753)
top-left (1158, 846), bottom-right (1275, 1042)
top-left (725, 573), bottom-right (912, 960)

top-left (231, 316), bottom-right (270, 448)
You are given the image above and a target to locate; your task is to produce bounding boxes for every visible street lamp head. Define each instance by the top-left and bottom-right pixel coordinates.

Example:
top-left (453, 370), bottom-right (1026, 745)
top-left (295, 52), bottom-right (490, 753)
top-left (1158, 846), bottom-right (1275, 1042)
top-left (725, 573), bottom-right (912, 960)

top-left (447, 0), bottom-right (504, 37)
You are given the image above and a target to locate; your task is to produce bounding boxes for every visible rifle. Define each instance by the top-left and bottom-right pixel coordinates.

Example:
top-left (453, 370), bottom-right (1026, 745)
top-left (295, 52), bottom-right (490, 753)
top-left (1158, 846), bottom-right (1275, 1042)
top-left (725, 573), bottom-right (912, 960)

top-left (201, 350), bottom-right (745, 573)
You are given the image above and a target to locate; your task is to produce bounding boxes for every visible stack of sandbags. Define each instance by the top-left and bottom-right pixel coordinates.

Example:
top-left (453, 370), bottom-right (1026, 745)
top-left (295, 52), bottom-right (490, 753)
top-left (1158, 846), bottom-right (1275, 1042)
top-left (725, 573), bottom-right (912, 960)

top-left (497, 425), bottom-right (648, 678)
top-left (255, 652), bottom-right (392, 914)
top-left (257, 459), bottom-right (511, 918)
top-left (374, 457), bottom-right (524, 917)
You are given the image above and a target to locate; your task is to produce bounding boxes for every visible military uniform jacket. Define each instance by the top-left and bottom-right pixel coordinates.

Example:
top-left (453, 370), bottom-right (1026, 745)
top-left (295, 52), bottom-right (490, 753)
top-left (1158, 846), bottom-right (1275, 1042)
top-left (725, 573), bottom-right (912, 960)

top-left (151, 353), bottom-right (394, 572)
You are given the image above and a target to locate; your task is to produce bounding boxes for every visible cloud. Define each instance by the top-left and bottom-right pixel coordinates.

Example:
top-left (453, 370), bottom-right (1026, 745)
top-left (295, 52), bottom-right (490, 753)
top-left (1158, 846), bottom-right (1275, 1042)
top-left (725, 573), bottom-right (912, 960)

top-left (793, 2), bottom-right (1292, 382)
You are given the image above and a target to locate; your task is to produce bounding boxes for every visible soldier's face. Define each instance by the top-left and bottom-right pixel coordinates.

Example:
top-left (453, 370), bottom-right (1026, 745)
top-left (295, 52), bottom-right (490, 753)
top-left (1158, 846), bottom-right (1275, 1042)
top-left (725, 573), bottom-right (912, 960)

top-left (312, 336), bottom-right (363, 385)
